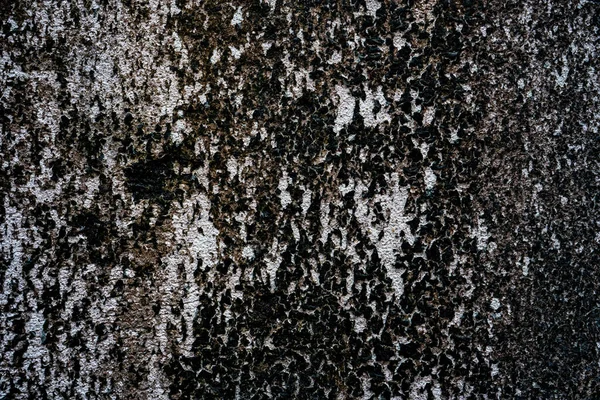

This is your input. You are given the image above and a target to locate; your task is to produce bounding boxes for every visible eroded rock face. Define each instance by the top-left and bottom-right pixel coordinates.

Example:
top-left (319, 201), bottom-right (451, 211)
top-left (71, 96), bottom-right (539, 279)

top-left (1, 0), bottom-right (599, 398)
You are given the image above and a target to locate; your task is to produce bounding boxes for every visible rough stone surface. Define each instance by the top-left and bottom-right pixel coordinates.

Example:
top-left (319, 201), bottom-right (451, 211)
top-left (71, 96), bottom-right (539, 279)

top-left (1, 0), bottom-right (599, 398)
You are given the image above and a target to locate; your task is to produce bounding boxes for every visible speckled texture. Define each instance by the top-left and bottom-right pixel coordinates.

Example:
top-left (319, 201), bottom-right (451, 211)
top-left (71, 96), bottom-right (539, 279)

top-left (1, 1), bottom-right (599, 399)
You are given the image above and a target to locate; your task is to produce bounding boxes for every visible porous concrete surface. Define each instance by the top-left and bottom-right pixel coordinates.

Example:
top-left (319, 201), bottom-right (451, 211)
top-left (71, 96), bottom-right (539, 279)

top-left (1, 0), bottom-right (599, 398)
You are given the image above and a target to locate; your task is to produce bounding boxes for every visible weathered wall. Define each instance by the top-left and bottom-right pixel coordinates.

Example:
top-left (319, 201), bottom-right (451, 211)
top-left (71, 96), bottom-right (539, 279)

top-left (1, 0), bottom-right (599, 398)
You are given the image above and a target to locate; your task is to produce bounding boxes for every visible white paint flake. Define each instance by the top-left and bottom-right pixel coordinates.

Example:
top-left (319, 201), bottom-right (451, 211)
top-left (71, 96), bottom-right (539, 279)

top-left (472, 218), bottom-right (490, 251)
top-left (424, 167), bottom-right (437, 190)
top-left (327, 50), bottom-right (342, 64)
top-left (162, 195), bottom-right (219, 357)
top-left (0, 200), bottom-right (25, 307)
top-left (261, 41), bottom-right (273, 55)
top-left (409, 376), bottom-right (432, 400)
top-left (366, 0), bottom-right (381, 18)
top-left (393, 33), bottom-right (408, 50)
top-left (554, 54), bottom-right (569, 88)
top-left (359, 86), bottom-right (391, 128)
top-left (278, 171), bottom-right (292, 209)
top-left (422, 107), bottom-right (435, 126)
top-left (229, 46), bottom-right (242, 60)
top-left (265, 239), bottom-right (282, 291)
top-left (490, 298), bottom-right (501, 311)
top-left (301, 187), bottom-right (312, 215)
top-left (242, 246), bottom-right (255, 260)
top-left (227, 157), bottom-right (238, 178)
top-left (320, 200), bottom-right (332, 245)
top-left (333, 85), bottom-right (355, 134)
top-left (230, 7), bottom-right (243, 26)
top-left (210, 48), bottom-right (221, 64)
top-left (371, 173), bottom-right (414, 298)
top-left (355, 315), bottom-right (367, 333)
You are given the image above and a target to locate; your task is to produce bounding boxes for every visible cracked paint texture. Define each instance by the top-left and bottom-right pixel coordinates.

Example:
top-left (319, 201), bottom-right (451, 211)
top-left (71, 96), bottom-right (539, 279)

top-left (1, 0), bottom-right (600, 398)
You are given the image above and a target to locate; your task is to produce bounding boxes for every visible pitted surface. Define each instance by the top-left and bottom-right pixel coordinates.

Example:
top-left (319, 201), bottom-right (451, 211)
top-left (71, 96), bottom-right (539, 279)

top-left (1, 1), bottom-right (599, 398)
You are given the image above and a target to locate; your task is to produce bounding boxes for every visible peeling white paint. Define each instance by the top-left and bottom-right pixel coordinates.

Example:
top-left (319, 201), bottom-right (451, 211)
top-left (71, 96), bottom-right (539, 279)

top-left (554, 55), bottom-right (569, 88)
top-left (229, 46), bottom-right (242, 60)
top-left (265, 239), bottom-right (282, 291)
top-left (490, 298), bottom-right (501, 311)
top-left (210, 48), bottom-right (221, 64)
top-left (473, 218), bottom-right (490, 251)
top-left (424, 167), bottom-right (437, 190)
top-left (278, 171), bottom-right (292, 209)
top-left (231, 7), bottom-right (243, 26)
top-left (333, 85), bottom-right (355, 134)
top-left (163, 194), bottom-right (219, 357)
top-left (365, 0), bottom-right (381, 18)
top-left (369, 173), bottom-right (414, 298)
top-left (359, 85), bottom-right (391, 128)
top-left (328, 50), bottom-right (342, 64)
top-left (301, 187), bottom-right (312, 215)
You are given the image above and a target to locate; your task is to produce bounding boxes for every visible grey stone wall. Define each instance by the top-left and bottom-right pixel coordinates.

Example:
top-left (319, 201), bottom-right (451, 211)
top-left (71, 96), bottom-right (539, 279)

top-left (1, 0), bottom-right (599, 398)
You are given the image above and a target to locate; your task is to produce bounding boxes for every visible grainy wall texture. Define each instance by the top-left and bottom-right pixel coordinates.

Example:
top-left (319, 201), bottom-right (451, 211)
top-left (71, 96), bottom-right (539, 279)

top-left (1, 0), bottom-right (599, 398)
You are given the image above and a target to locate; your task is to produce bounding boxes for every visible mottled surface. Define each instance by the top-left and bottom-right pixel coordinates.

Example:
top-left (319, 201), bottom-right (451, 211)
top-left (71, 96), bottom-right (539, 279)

top-left (1, 0), bottom-right (599, 398)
